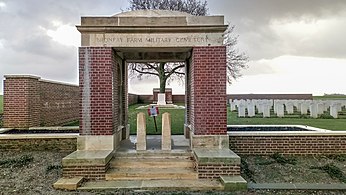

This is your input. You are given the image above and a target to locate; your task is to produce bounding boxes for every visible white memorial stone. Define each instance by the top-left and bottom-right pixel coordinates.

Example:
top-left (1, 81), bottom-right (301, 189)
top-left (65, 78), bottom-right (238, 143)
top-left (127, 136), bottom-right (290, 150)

top-left (300, 102), bottom-right (309, 115)
top-left (276, 104), bottom-right (285, 117)
top-left (238, 103), bottom-right (246, 117)
top-left (317, 103), bottom-right (325, 115)
top-left (157, 93), bottom-right (166, 105)
top-left (136, 112), bottom-right (146, 151)
top-left (309, 103), bottom-right (318, 118)
top-left (285, 102), bottom-right (294, 114)
top-left (247, 101), bottom-right (255, 117)
top-left (263, 104), bottom-right (271, 118)
top-left (161, 112), bottom-right (171, 150)
top-left (330, 104), bottom-right (339, 118)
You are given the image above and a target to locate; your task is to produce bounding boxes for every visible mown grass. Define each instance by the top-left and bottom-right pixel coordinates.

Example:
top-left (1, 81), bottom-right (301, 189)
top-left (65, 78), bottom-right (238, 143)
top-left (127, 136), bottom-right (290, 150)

top-left (0, 95), bottom-right (3, 114)
top-left (227, 110), bottom-right (346, 130)
top-left (129, 104), bottom-right (185, 135)
top-left (314, 95), bottom-right (346, 100)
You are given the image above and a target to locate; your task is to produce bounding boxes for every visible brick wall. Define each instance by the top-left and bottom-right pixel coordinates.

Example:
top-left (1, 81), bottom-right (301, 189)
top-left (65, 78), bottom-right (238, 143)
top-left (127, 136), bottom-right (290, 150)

top-left (190, 46), bottom-right (227, 135)
top-left (40, 80), bottom-right (79, 126)
top-left (194, 162), bottom-right (240, 179)
top-left (63, 164), bottom-right (110, 180)
top-left (230, 134), bottom-right (346, 155)
top-left (3, 75), bottom-right (79, 128)
top-left (79, 47), bottom-right (116, 136)
top-left (0, 137), bottom-right (77, 151)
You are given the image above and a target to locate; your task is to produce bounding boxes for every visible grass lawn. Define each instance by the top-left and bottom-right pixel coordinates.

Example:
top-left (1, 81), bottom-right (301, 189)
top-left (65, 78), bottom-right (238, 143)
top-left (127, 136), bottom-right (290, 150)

top-left (313, 95), bottom-right (346, 100)
top-left (129, 104), bottom-right (346, 134)
top-left (129, 104), bottom-right (185, 135)
top-left (0, 95), bottom-right (3, 114)
top-left (227, 110), bottom-right (346, 130)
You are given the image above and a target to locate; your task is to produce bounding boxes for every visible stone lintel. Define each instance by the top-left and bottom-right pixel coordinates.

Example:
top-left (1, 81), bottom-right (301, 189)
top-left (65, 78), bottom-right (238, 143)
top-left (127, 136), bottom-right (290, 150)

top-left (62, 150), bottom-right (113, 166)
top-left (193, 148), bottom-right (240, 165)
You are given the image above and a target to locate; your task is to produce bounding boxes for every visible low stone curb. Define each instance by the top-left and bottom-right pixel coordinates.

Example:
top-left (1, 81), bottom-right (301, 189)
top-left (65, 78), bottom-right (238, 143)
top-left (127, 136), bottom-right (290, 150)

top-left (248, 183), bottom-right (346, 190)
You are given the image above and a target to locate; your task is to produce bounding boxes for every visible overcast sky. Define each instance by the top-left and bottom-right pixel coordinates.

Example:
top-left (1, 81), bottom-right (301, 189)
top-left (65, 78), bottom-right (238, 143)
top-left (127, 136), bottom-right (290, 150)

top-left (0, 0), bottom-right (345, 95)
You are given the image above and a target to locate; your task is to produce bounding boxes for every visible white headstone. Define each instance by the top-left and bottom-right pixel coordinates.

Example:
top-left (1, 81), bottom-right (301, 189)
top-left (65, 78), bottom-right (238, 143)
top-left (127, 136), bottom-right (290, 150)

top-left (300, 102), bottom-right (309, 115)
top-left (263, 104), bottom-right (271, 118)
top-left (247, 101), bottom-right (255, 117)
top-left (309, 103), bottom-right (318, 118)
top-left (330, 102), bottom-right (341, 118)
top-left (317, 103), bottom-right (325, 115)
top-left (285, 102), bottom-right (294, 114)
top-left (238, 103), bottom-right (246, 117)
top-left (276, 104), bottom-right (285, 117)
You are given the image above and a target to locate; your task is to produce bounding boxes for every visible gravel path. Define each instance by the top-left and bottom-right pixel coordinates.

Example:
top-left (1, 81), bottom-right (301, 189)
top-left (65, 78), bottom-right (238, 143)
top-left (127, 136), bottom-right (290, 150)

top-left (1, 151), bottom-right (346, 195)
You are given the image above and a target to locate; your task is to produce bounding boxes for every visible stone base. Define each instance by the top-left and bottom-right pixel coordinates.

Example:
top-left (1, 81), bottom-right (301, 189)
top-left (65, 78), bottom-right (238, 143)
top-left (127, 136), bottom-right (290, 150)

top-left (190, 132), bottom-right (229, 149)
top-left (184, 124), bottom-right (191, 139)
top-left (62, 150), bottom-right (113, 180)
top-left (193, 148), bottom-right (241, 179)
top-left (77, 130), bottom-right (123, 151)
top-left (53, 177), bottom-right (84, 190)
top-left (220, 176), bottom-right (247, 191)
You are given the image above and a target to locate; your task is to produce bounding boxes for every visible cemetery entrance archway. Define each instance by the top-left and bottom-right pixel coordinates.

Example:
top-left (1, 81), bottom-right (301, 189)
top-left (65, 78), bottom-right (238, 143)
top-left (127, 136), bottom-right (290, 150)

top-left (77, 10), bottom-right (229, 151)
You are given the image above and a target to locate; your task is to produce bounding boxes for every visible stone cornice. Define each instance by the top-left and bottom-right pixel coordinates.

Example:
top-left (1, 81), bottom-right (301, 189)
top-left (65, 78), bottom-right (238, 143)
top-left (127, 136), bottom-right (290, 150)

top-left (76, 25), bottom-right (228, 34)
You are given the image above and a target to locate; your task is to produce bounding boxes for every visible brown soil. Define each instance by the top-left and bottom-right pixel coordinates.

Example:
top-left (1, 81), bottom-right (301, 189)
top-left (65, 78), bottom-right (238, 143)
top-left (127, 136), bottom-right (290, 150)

top-left (0, 151), bottom-right (345, 195)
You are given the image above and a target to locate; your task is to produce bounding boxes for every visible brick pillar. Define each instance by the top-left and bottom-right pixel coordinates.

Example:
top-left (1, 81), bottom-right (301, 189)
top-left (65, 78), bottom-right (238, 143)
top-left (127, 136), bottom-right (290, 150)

top-left (3, 75), bottom-right (40, 128)
top-left (79, 47), bottom-right (115, 136)
top-left (190, 46), bottom-right (227, 135)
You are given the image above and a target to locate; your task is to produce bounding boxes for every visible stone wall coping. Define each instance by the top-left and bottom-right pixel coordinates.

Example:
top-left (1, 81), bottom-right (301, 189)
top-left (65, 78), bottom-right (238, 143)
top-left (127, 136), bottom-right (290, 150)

top-left (228, 131), bottom-right (346, 136)
top-left (193, 148), bottom-right (240, 165)
top-left (4, 75), bottom-right (78, 87)
top-left (0, 134), bottom-right (79, 139)
top-left (39, 79), bottom-right (78, 87)
top-left (4, 75), bottom-right (41, 79)
top-left (228, 124), bottom-right (331, 132)
top-left (62, 150), bottom-right (113, 166)
top-left (29, 126), bottom-right (79, 131)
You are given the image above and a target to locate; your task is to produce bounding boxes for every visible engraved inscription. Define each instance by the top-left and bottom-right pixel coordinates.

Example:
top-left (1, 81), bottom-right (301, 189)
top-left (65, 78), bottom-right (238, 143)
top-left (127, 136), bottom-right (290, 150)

top-left (89, 33), bottom-right (223, 47)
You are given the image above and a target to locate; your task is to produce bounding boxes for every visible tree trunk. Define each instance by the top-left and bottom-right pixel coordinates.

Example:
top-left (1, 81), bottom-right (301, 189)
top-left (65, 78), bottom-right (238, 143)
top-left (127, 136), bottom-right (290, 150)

top-left (159, 78), bottom-right (166, 93)
top-left (158, 62), bottom-right (167, 93)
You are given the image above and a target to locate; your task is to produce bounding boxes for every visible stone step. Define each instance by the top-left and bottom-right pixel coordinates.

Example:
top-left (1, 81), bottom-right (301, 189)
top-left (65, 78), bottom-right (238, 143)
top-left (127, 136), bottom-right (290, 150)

top-left (105, 167), bottom-right (198, 181)
top-left (114, 150), bottom-right (192, 158)
top-left (110, 157), bottom-right (194, 168)
top-left (79, 179), bottom-right (224, 191)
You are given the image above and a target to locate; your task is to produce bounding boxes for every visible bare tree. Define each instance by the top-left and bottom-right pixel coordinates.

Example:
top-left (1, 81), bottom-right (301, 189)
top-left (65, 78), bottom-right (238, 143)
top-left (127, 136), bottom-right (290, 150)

top-left (128, 0), bottom-right (248, 92)
top-left (128, 0), bottom-right (208, 16)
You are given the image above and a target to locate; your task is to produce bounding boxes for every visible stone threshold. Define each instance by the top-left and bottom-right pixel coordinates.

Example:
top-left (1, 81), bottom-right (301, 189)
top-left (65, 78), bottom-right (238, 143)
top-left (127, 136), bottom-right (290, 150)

top-left (249, 183), bottom-right (346, 190)
top-left (78, 179), bottom-right (224, 191)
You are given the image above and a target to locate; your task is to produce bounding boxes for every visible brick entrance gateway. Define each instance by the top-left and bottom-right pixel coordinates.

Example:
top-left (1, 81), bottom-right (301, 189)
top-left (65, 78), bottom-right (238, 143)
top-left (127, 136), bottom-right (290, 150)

top-left (56, 10), bottom-right (245, 191)
top-left (77, 10), bottom-right (228, 150)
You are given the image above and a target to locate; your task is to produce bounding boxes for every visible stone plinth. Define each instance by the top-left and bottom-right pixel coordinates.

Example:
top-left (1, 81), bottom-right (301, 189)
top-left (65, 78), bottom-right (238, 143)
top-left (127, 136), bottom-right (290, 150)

top-left (190, 133), bottom-right (229, 149)
top-left (162, 112), bottom-right (172, 150)
top-left (62, 150), bottom-right (113, 180)
top-left (53, 177), bottom-right (84, 191)
top-left (136, 112), bottom-right (146, 151)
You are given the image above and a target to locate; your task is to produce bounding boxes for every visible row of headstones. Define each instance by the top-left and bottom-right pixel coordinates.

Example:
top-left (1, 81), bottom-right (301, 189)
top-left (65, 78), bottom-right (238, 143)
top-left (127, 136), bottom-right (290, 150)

top-left (230, 99), bottom-right (346, 118)
top-left (136, 112), bottom-right (171, 150)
